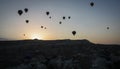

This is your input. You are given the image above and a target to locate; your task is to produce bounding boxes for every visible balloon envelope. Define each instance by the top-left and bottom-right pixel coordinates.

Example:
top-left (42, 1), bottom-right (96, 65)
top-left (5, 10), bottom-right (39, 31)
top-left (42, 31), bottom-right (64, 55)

top-left (23, 34), bottom-right (25, 36)
top-left (49, 16), bottom-right (51, 19)
top-left (107, 27), bottom-right (109, 29)
top-left (68, 16), bottom-right (71, 19)
top-left (18, 10), bottom-right (23, 16)
top-left (59, 21), bottom-right (62, 24)
top-left (26, 20), bottom-right (29, 23)
top-left (72, 31), bottom-right (76, 36)
top-left (63, 16), bottom-right (65, 20)
top-left (44, 27), bottom-right (47, 29)
top-left (41, 26), bottom-right (43, 28)
top-left (24, 8), bottom-right (28, 13)
top-left (90, 2), bottom-right (94, 7)
top-left (46, 11), bottom-right (50, 16)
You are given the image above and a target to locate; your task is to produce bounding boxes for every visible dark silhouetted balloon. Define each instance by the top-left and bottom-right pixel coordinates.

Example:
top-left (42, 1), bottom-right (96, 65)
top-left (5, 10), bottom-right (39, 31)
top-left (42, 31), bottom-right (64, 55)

top-left (44, 27), bottom-right (47, 29)
top-left (41, 26), bottom-right (43, 28)
top-left (59, 21), bottom-right (62, 24)
top-left (23, 34), bottom-right (25, 36)
top-left (18, 10), bottom-right (23, 16)
top-left (63, 16), bottom-right (65, 20)
top-left (72, 31), bottom-right (76, 36)
top-left (107, 27), bottom-right (109, 30)
top-left (90, 2), bottom-right (94, 7)
top-left (26, 20), bottom-right (29, 23)
top-left (24, 8), bottom-right (28, 13)
top-left (46, 11), bottom-right (50, 16)
top-left (49, 16), bottom-right (51, 19)
top-left (68, 16), bottom-right (71, 19)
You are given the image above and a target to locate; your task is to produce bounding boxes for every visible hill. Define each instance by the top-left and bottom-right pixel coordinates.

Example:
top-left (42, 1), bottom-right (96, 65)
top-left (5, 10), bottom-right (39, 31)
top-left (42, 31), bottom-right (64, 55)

top-left (0, 39), bottom-right (120, 69)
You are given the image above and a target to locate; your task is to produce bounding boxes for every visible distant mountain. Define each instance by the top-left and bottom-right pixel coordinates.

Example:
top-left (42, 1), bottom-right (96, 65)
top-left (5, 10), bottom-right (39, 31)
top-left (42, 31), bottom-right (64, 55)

top-left (0, 38), bottom-right (8, 41)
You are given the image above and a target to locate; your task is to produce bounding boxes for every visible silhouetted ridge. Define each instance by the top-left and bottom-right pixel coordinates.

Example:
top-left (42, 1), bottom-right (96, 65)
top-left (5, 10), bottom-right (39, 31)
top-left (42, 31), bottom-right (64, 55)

top-left (0, 38), bottom-right (8, 41)
top-left (79, 39), bottom-right (93, 44)
top-left (0, 39), bottom-right (120, 69)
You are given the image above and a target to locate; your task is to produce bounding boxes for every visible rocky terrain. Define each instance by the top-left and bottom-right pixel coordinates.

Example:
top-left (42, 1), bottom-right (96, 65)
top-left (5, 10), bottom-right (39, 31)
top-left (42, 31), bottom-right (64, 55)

top-left (0, 39), bottom-right (120, 69)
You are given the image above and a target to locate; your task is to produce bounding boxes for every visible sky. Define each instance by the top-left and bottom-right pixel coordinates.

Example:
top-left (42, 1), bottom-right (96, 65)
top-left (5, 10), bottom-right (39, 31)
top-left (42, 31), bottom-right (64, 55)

top-left (0, 0), bottom-right (120, 44)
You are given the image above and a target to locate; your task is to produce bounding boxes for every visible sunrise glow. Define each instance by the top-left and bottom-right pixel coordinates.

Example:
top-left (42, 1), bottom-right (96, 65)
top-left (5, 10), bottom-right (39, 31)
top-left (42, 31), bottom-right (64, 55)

top-left (30, 34), bottom-right (42, 40)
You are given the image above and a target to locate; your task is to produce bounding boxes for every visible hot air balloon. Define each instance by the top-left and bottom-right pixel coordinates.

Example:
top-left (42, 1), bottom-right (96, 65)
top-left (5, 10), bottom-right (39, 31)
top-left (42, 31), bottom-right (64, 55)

top-left (25, 20), bottom-right (29, 23)
top-left (68, 16), bottom-right (71, 19)
top-left (72, 31), bottom-right (76, 36)
top-left (49, 16), bottom-right (51, 19)
top-left (18, 10), bottom-right (23, 16)
top-left (44, 27), bottom-right (47, 29)
top-left (24, 8), bottom-right (28, 13)
top-left (41, 26), bottom-right (43, 28)
top-left (46, 11), bottom-right (50, 16)
top-left (90, 2), bottom-right (94, 7)
top-left (59, 21), bottom-right (62, 24)
top-left (23, 34), bottom-right (25, 36)
top-left (107, 27), bottom-right (109, 30)
top-left (63, 16), bottom-right (65, 20)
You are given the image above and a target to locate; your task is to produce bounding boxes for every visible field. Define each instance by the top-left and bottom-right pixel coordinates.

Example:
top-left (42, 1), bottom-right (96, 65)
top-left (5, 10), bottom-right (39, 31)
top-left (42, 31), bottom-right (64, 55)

top-left (0, 39), bottom-right (120, 69)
